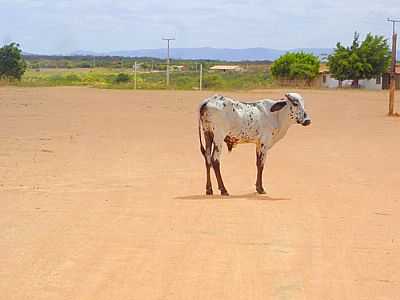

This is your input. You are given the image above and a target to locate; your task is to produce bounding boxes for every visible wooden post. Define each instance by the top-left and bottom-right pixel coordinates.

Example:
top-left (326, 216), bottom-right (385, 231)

top-left (134, 61), bottom-right (137, 90)
top-left (199, 64), bottom-right (203, 91)
top-left (389, 33), bottom-right (397, 116)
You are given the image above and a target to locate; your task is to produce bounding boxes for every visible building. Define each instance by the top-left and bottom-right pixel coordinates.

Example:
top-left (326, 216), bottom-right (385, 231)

top-left (171, 65), bottom-right (185, 71)
top-left (209, 65), bottom-right (242, 72)
top-left (317, 64), bottom-right (399, 90)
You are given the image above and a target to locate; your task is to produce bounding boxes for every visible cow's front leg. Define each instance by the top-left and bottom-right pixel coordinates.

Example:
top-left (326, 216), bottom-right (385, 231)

top-left (255, 142), bottom-right (267, 194)
top-left (211, 141), bottom-right (229, 196)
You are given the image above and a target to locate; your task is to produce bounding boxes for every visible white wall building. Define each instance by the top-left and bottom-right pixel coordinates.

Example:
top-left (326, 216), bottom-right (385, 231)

top-left (210, 65), bottom-right (242, 72)
top-left (320, 73), bottom-right (382, 90)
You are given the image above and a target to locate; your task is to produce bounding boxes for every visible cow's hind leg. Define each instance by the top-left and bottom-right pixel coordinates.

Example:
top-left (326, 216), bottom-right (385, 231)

top-left (203, 131), bottom-right (213, 195)
top-left (256, 143), bottom-right (267, 194)
top-left (211, 139), bottom-right (229, 196)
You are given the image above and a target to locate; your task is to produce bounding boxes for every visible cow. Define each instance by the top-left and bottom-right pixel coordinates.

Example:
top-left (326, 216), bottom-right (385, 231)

top-left (198, 92), bottom-right (311, 196)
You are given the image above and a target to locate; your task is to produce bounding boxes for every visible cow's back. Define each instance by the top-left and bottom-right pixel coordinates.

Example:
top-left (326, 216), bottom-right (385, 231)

top-left (200, 95), bottom-right (268, 141)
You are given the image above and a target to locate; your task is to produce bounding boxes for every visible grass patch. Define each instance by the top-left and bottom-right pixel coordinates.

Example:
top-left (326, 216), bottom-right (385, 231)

top-left (14, 68), bottom-right (273, 90)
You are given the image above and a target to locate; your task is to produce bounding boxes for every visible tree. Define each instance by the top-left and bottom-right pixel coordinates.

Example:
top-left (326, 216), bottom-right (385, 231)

top-left (0, 43), bottom-right (27, 81)
top-left (328, 33), bottom-right (391, 88)
top-left (325, 43), bottom-right (351, 87)
top-left (270, 52), bottom-right (320, 84)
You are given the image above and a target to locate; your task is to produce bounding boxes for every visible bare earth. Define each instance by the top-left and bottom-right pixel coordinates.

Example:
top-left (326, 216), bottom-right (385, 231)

top-left (1, 87), bottom-right (399, 300)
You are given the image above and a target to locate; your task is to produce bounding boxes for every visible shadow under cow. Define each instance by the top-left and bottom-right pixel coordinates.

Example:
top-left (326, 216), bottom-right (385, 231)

top-left (174, 192), bottom-right (290, 201)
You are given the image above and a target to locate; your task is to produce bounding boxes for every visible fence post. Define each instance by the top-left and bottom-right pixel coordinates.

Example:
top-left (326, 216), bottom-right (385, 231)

top-left (199, 64), bottom-right (203, 91)
top-left (134, 61), bottom-right (137, 90)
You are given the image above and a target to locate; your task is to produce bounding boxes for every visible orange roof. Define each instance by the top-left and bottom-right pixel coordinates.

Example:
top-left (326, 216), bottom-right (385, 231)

top-left (319, 64), bottom-right (329, 73)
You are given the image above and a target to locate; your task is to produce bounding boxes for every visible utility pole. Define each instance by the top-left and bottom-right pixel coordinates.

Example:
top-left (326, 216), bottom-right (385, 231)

top-left (387, 18), bottom-right (400, 116)
top-left (162, 37), bottom-right (175, 87)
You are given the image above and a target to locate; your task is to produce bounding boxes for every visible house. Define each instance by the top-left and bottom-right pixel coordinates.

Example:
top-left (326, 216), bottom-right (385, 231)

top-left (318, 64), bottom-right (391, 90)
top-left (171, 65), bottom-right (185, 71)
top-left (209, 65), bottom-right (243, 72)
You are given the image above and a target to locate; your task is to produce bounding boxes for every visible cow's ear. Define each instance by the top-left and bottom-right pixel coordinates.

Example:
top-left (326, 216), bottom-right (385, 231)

top-left (270, 101), bottom-right (287, 112)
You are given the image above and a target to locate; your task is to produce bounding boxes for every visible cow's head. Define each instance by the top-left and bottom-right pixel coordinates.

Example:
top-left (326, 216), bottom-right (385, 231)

top-left (284, 93), bottom-right (311, 126)
top-left (270, 93), bottom-right (311, 126)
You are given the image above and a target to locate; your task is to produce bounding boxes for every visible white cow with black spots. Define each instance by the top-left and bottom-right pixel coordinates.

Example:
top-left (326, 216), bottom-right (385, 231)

top-left (198, 92), bottom-right (311, 196)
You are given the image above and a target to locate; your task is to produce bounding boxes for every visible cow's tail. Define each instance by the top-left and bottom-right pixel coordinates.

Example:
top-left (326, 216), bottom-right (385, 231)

top-left (198, 102), bottom-right (207, 156)
top-left (199, 118), bottom-right (206, 156)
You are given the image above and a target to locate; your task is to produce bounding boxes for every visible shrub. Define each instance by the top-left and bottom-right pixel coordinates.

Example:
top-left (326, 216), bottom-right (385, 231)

top-left (114, 73), bottom-right (130, 83)
top-left (64, 74), bottom-right (81, 82)
top-left (271, 52), bottom-right (320, 82)
top-left (202, 74), bottom-right (223, 89)
top-left (0, 43), bottom-right (27, 81)
top-left (78, 62), bottom-right (92, 68)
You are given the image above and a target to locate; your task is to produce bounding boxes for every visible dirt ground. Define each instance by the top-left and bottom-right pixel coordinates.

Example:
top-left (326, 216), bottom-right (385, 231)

top-left (1, 87), bottom-right (399, 300)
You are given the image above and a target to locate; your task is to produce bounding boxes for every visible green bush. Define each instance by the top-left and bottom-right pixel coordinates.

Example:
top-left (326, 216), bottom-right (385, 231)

top-left (0, 43), bottom-right (27, 80)
top-left (114, 73), bottom-right (130, 83)
top-left (64, 74), bottom-right (81, 82)
top-left (78, 62), bottom-right (92, 68)
top-left (203, 74), bottom-right (224, 89)
top-left (271, 52), bottom-right (320, 82)
top-left (48, 74), bottom-right (65, 83)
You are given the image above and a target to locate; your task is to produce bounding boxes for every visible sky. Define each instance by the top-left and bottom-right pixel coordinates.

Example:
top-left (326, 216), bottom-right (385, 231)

top-left (1, 0), bottom-right (399, 54)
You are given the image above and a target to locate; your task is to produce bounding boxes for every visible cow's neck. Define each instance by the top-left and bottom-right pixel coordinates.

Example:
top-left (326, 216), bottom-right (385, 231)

top-left (273, 108), bottom-right (292, 142)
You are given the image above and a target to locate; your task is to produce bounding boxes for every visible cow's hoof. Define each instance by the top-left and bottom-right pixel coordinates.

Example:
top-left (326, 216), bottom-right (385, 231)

top-left (220, 190), bottom-right (229, 196)
top-left (206, 189), bottom-right (213, 195)
top-left (256, 187), bottom-right (266, 194)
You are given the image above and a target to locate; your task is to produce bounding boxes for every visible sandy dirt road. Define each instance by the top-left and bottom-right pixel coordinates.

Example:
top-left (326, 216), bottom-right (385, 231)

top-left (0, 87), bottom-right (399, 300)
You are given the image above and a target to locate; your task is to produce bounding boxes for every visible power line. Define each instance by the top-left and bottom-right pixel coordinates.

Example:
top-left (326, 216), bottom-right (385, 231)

top-left (387, 18), bottom-right (400, 35)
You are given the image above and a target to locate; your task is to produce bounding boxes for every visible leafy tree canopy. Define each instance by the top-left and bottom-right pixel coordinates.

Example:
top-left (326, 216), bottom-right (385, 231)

top-left (328, 33), bottom-right (391, 87)
top-left (0, 43), bottom-right (27, 81)
top-left (271, 52), bottom-right (320, 82)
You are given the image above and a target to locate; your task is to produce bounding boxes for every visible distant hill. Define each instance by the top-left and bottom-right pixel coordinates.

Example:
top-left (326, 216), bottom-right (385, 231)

top-left (26, 47), bottom-right (400, 62)
top-left (22, 51), bottom-right (38, 56)
top-left (70, 47), bottom-right (335, 61)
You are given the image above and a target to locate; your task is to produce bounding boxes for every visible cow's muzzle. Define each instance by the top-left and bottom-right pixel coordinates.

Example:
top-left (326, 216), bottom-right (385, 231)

top-left (302, 119), bottom-right (311, 126)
